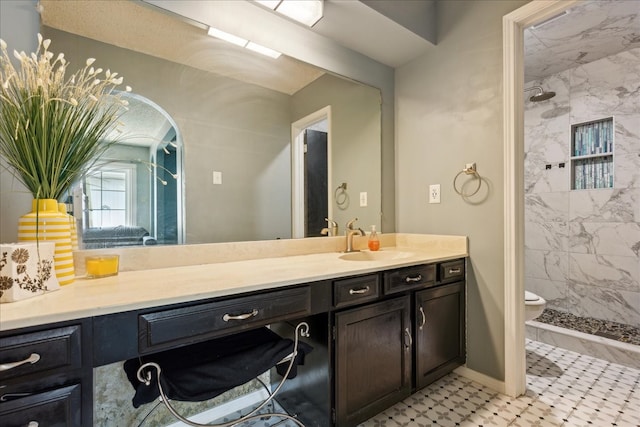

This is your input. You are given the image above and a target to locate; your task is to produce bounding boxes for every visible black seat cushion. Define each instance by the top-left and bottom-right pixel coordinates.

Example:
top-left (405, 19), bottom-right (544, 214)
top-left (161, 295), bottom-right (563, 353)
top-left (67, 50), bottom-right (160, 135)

top-left (123, 327), bottom-right (312, 408)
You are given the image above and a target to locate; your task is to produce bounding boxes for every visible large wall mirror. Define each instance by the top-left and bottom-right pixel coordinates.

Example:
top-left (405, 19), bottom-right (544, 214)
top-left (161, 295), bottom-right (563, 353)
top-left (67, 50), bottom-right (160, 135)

top-left (39, 0), bottom-right (382, 248)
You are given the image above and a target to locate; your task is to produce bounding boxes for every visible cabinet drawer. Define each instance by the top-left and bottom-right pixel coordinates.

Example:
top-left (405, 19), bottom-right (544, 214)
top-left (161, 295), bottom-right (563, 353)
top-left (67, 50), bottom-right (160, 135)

top-left (333, 274), bottom-right (380, 308)
top-left (383, 264), bottom-right (436, 295)
top-left (0, 383), bottom-right (81, 427)
top-left (0, 326), bottom-right (82, 382)
top-left (439, 259), bottom-right (465, 283)
top-left (139, 286), bottom-right (311, 353)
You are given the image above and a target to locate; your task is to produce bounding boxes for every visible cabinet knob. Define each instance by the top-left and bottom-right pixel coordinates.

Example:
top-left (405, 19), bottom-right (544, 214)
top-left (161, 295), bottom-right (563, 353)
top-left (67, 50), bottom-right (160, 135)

top-left (27, 422), bottom-right (39, 427)
top-left (0, 353), bottom-right (40, 372)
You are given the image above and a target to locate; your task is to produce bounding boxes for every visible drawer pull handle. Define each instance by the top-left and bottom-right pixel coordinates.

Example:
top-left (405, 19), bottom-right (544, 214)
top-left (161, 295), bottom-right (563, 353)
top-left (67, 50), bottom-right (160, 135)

top-left (405, 274), bottom-right (422, 283)
top-left (419, 306), bottom-right (426, 330)
top-left (223, 309), bottom-right (259, 322)
top-left (448, 268), bottom-right (461, 274)
top-left (349, 286), bottom-right (370, 295)
top-left (0, 392), bottom-right (33, 402)
top-left (404, 327), bottom-right (412, 349)
top-left (0, 353), bottom-right (40, 372)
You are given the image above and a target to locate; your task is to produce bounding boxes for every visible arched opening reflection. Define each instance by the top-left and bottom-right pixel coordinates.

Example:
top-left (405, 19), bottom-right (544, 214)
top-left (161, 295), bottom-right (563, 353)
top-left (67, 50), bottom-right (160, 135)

top-left (73, 93), bottom-right (184, 249)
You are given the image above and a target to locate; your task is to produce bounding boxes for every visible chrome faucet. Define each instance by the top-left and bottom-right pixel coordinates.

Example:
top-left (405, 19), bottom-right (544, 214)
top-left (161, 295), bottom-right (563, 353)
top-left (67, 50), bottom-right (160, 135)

top-left (345, 218), bottom-right (365, 253)
top-left (321, 218), bottom-right (338, 237)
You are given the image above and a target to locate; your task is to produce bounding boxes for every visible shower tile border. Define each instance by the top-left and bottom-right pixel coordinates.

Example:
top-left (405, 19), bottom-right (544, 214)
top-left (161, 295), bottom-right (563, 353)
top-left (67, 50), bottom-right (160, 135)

top-left (526, 320), bottom-right (640, 369)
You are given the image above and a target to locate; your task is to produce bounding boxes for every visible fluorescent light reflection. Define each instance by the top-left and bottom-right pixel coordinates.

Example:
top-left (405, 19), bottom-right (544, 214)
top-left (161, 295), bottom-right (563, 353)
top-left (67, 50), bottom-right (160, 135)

top-left (246, 42), bottom-right (282, 59)
top-left (206, 27), bottom-right (247, 47)
top-left (207, 26), bottom-right (282, 59)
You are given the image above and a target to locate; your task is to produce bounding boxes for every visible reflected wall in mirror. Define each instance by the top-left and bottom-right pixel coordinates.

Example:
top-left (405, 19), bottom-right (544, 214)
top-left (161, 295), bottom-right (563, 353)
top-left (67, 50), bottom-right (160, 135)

top-left (40, 0), bottom-right (381, 248)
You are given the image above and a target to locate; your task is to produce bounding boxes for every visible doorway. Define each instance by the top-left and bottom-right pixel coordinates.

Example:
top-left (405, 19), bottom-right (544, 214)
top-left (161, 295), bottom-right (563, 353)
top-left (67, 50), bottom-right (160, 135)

top-left (291, 106), bottom-right (332, 238)
top-left (502, 0), bottom-right (579, 397)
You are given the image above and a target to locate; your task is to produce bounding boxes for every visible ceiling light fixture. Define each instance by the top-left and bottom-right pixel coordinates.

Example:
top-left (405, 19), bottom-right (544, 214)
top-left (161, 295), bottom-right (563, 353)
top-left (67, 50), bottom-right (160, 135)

top-left (255, 0), bottom-right (324, 27)
top-left (207, 26), bottom-right (282, 59)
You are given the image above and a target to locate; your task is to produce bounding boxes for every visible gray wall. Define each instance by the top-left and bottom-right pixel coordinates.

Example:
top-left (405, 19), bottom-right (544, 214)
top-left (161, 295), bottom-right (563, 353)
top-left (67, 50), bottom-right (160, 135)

top-left (395, 0), bottom-right (528, 381)
top-left (291, 74), bottom-right (382, 232)
top-left (0, 0), bottom-right (39, 243)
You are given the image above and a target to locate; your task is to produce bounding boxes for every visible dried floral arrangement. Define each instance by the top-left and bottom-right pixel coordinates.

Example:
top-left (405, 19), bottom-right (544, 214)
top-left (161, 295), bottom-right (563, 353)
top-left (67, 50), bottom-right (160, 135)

top-left (0, 34), bottom-right (130, 200)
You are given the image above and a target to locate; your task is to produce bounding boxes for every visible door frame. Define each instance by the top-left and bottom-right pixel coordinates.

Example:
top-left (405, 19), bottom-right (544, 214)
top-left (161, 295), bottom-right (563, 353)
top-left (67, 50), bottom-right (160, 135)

top-left (502, 0), bottom-right (579, 397)
top-left (291, 106), bottom-right (332, 238)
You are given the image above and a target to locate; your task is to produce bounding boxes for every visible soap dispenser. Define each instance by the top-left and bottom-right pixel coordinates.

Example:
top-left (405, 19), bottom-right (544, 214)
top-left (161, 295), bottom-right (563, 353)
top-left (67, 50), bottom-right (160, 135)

top-left (368, 225), bottom-right (380, 251)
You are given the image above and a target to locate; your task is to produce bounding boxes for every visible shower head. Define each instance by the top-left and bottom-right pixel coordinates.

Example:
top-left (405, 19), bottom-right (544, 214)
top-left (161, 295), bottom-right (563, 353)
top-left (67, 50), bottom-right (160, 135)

top-left (525, 85), bottom-right (556, 102)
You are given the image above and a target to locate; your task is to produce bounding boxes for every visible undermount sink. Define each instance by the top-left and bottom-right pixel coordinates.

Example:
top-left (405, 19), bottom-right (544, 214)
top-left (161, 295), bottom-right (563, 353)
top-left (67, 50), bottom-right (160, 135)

top-left (339, 250), bottom-right (414, 262)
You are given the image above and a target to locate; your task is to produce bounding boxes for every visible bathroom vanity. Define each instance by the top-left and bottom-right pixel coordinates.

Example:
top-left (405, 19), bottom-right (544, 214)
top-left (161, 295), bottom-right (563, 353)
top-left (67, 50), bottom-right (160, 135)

top-left (0, 234), bottom-right (467, 427)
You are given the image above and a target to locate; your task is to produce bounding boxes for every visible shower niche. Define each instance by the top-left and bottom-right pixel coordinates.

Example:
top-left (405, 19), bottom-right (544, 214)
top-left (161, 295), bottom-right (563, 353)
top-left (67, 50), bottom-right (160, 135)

top-left (570, 117), bottom-right (614, 190)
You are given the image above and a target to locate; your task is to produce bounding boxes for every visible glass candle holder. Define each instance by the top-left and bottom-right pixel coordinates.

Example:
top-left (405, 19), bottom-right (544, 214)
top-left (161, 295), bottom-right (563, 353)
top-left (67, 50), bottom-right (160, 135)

top-left (85, 255), bottom-right (119, 279)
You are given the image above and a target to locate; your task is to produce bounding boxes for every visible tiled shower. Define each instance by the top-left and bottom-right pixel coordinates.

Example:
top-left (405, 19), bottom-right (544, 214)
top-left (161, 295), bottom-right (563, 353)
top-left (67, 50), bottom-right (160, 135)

top-left (524, 47), bottom-right (640, 341)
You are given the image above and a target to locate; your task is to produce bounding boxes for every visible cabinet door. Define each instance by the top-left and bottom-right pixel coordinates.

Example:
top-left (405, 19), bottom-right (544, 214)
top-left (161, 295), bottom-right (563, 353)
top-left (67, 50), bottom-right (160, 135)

top-left (415, 282), bottom-right (466, 390)
top-left (334, 296), bottom-right (411, 427)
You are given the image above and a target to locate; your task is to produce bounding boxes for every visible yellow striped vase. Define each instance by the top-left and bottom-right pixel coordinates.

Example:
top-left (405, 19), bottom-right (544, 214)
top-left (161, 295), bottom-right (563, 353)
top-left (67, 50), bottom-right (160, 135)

top-left (18, 199), bottom-right (75, 285)
top-left (58, 203), bottom-right (79, 251)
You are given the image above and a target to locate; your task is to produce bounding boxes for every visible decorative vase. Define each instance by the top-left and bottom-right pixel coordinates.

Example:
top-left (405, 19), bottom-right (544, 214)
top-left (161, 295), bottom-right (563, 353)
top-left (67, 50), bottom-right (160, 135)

top-left (0, 242), bottom-right (60, 303)
top-left (18, 199), bottom-right (75, 285)
top-left (58, 202), bottom-right (79, 251)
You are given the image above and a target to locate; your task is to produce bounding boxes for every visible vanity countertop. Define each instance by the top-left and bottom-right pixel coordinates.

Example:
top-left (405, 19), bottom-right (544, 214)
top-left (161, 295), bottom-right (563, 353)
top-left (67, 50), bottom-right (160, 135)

top-left (0, 234), bottom-right (467, 331)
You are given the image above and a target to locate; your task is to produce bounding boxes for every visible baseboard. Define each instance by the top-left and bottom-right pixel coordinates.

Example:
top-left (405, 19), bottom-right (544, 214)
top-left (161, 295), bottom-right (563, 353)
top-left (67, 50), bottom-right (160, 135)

top-left (454, 365), bottom-right (506, 395)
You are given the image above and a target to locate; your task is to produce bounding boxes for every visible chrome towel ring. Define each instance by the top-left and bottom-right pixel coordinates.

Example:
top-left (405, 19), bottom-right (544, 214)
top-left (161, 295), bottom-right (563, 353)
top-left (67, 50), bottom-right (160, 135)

top-left (453, 163), bottom-right (482, 197)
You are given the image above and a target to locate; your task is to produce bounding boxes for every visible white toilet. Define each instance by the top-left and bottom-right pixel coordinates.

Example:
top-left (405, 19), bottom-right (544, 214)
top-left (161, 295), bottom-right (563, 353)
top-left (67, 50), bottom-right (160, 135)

top-left (525, 291), bottom-right (546, 321)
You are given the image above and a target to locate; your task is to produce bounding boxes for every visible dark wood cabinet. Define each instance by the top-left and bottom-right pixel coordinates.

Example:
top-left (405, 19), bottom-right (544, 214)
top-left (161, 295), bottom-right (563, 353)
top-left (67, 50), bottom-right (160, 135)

top-left (0, 321), bottom-right (92, 427)
top-left (415, 281), bottom-right (466, 389)
top-left (0, 257), bottom-right (466, 427)
top-left (334, 295), bottom-right (412, 427)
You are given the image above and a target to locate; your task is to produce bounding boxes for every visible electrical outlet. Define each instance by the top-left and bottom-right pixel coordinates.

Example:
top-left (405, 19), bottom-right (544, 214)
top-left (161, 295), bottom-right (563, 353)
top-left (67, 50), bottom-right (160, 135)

top-left (213, 171), bottom-right (222, 185)
top-left (429, 184), bottom-right (441, 204)
top-left (359, 192), bottom-right (368, 207)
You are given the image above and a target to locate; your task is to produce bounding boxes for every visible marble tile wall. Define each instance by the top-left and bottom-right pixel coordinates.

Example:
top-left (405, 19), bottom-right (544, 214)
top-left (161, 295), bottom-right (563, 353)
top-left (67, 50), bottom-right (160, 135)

top-left (524, 48), bottom-right (640, 328)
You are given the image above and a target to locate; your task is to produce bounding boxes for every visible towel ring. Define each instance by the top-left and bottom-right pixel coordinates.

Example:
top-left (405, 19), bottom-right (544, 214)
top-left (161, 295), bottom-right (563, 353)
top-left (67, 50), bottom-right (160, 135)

top-left (453, 166), bottom-right (482, 197)
top-left (334, 182), bottom-right (348, 209)
top-left (136, 322), bottom-right (310, 427)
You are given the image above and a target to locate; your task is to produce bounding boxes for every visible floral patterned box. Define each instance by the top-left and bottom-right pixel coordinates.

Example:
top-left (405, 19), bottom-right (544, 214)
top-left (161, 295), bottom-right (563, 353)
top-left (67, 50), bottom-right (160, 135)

top-left (0, 242), bottom-right (60, 303)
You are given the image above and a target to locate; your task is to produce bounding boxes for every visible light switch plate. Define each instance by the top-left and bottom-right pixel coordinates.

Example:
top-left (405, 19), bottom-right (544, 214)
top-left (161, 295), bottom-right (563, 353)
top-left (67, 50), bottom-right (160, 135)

top-left (429, 184), bottom-right (441, 204)
top-left (359, 192), bottom-right (368, 207)
top-left (213, 171), bottom-right (222, 185)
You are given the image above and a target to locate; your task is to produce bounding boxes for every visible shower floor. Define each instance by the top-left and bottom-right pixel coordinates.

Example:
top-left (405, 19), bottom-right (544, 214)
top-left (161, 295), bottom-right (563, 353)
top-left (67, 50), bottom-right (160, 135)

top-left (536, 308), bottom-right (640, 346)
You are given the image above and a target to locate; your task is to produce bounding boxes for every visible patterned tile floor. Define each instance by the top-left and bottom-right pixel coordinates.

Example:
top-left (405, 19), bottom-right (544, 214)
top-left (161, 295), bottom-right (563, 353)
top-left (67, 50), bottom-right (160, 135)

top-left (360, 339), bottom-right (640, 427)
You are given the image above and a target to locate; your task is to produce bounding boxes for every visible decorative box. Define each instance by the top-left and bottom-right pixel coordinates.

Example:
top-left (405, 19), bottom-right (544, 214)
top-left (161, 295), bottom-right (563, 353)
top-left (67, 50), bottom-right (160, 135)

top-left (0, 242), bottom-right (60, 303)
